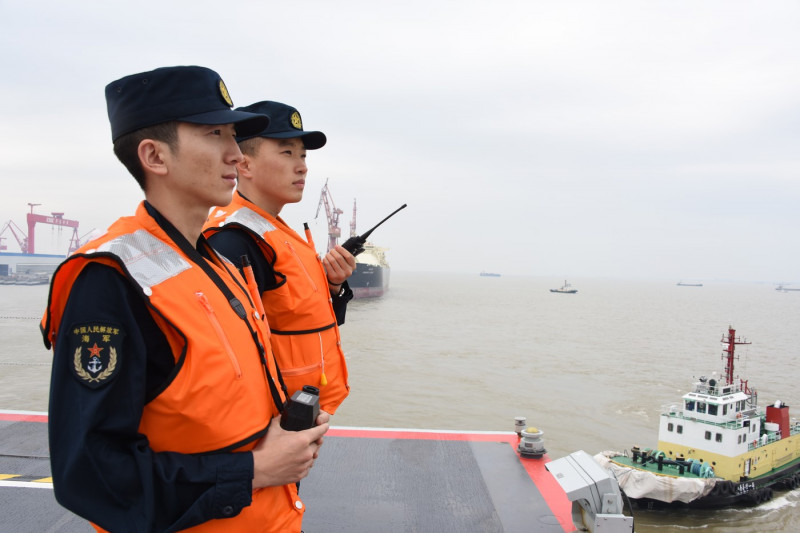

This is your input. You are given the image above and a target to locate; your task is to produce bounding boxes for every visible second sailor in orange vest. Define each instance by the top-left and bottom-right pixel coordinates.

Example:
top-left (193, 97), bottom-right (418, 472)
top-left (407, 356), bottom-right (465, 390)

top-left (205, 101), bottom-right (354, 416)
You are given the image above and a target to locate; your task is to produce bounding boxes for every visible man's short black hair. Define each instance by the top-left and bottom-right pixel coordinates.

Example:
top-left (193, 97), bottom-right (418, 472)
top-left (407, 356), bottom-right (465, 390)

top-left (237, 136), bottom-right (262, 158)
top-left (112, 121), bottom-right (179, 190)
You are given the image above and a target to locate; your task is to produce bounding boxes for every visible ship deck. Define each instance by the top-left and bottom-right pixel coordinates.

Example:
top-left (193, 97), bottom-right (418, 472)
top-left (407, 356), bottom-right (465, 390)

top-left (608, 455), bottom-right (706, 479)
top-left (0, 410), bottom-right (574, 532)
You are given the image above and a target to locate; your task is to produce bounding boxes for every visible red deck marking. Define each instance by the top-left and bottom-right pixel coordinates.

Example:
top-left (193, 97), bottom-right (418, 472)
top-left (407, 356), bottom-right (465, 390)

top-left (0, 411), bottom-right (47, 423)
top-left (327, 426), bottom-right (518, 442)
top-left (517, 451), bottom-right (574, 532)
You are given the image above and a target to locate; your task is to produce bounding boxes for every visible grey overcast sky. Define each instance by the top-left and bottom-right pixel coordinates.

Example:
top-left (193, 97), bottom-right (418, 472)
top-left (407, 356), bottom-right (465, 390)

top-left (1, 0), bottom-right (798, 282)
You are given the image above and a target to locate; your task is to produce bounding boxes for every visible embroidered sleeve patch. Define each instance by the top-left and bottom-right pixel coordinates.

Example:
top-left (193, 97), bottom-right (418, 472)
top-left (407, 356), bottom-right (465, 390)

top-left (68, 323), bottom-right (124, 388)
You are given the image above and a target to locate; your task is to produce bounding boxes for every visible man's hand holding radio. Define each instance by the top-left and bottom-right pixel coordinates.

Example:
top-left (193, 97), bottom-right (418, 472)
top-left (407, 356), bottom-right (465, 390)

top-left (251, 417), bottom-right (329, 488)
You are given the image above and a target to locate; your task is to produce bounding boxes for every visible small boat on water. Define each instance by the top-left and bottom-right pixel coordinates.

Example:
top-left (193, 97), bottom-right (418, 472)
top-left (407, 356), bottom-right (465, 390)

top-left (479, 271), bottom-right (501, 277)
top-left (550, 280), bottom-right (577, 294)
top-left (596, 326), bottom-right (800, 508)
top-left (677, 281), bottom-right (703, 287)
top-left (776, 284), bottom-right (800, 292)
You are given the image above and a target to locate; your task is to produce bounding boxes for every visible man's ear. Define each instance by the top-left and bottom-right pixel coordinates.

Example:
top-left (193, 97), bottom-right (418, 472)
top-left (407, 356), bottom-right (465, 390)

top-left (138, 139), bottom-right (169, 176)
top-left (236, 153), bottom-right (254, 181)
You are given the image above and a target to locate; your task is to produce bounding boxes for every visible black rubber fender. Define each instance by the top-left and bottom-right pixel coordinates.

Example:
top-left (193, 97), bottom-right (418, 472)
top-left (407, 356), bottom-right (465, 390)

top-left (720, 481), bottom-right (734, 496)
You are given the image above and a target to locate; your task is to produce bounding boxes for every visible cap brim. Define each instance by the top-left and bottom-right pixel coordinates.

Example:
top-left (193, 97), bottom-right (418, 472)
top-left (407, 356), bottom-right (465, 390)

top-left (181, 109), bottom-right (270, 139)
top-left (237, 130), bottom-right (327, 149)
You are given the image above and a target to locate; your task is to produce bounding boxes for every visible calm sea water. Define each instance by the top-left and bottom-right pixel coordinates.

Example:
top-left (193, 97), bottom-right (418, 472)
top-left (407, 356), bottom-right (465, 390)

top-left (2, 273), bottom-right (799, 532)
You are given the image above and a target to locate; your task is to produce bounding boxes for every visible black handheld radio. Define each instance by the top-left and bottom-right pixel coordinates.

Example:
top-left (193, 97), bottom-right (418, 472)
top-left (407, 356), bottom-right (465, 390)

top-left (340, 204), bottom-right (407, 257)
top-left (280, 385), bottom-right (320, 431)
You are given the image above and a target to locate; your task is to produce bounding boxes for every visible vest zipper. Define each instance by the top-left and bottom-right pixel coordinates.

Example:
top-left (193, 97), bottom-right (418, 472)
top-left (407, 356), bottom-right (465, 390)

top-left (196, 291), bottom-right (242, 379)
top-left (285, 241), bottom-right (318, 292)
top-left (279, 362), bottom-right (321, 376)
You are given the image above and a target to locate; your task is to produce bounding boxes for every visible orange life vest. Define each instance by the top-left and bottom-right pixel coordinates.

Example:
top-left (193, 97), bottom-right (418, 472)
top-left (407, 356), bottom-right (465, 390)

top-left (42, 203), bottom-right (304, 532)
top-left (205, 193), bottom-right (349, 414)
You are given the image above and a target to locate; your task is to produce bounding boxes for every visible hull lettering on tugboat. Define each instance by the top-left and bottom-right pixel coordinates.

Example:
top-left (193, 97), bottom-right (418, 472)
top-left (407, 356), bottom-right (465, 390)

top-left (736, 482), bottom-right (756, 494)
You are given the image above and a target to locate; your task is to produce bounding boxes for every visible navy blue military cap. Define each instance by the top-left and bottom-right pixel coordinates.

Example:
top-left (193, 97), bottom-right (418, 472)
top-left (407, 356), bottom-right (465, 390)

top-left (105, 66), bottom-right (269, 142)
top-left (235, 101), bottom-right (326, 149)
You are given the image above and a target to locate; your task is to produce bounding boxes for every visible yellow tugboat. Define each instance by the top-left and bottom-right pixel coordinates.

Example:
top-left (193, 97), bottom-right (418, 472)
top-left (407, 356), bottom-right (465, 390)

top-left (596, 327), bottom-right (800, 508)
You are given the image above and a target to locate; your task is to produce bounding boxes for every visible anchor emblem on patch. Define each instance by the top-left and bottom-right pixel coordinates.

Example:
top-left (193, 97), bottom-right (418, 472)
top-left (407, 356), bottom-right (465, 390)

top-left (69, 323), bottom-right (123, 388)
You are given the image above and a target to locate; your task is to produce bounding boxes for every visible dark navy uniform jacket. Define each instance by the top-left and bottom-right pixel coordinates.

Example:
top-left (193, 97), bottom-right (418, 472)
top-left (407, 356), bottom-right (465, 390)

top-left (48, 207), bottom-right (256, 533)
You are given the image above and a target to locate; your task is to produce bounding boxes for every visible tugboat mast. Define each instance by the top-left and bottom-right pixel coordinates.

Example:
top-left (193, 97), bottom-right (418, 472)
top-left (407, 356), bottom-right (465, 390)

top-left (721, 326), bottom-right (750, 387)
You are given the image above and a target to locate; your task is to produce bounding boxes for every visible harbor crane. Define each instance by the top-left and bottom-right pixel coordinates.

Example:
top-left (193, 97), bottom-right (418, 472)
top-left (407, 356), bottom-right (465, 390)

top-left (349, 199), bottom-right (358, 239)
top-left (314, 179), bottom-right (343, 252)
top-left (0, 203), bottom-right (81, 254)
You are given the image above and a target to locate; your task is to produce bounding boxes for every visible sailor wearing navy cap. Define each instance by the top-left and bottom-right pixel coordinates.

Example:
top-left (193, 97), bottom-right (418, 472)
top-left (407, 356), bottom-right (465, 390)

top-left (203, 100), bottom-right (354, 434)
top-left (43, 67), bottom-right (327, 532)
top-left (105, 65), bottom-right (268, 142)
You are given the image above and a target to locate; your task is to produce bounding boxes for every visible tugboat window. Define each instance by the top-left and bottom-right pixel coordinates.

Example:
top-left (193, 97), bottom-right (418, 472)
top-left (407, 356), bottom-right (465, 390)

top-left (677, 425), bottom-right (683, 434)
top-left (685, 400), bottom-right (695, 411)
top-left (716, 433), bottom-right (722, 442)
top-left (708, 404), bottom-right (718, 416)
top-left (723, 404), bottom-right (728, 415)
top-left (668, 423), bottom-right (674, 432)
top-left (705, 431), bottom-right (712, 440)
top-left (697, 402), bottom-right (707, 414)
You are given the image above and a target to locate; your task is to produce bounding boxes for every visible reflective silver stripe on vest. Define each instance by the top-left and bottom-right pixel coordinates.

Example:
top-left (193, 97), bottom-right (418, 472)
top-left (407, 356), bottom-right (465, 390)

top-left (220, 207), bottom-right (276, 235)
top-left (98, 229), bottom-right (191, 291)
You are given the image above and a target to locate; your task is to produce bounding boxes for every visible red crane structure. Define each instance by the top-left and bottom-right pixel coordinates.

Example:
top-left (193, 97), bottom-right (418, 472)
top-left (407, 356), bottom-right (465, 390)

top-left (0, 203), bottom-right (81, 255)
top-left (0, 220), bottom-right (27, 252)
top-left (314, 179), bottom-right (343, 252)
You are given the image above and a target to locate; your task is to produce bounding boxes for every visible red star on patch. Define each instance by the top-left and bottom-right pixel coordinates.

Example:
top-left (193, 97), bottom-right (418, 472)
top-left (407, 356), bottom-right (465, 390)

top-left (87, 343), bottom-right (104, 357)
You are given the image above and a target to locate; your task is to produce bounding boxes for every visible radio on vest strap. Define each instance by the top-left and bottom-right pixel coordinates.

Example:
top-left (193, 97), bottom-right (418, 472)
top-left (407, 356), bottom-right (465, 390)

top-left (280, 385), bottom-right (320, 431)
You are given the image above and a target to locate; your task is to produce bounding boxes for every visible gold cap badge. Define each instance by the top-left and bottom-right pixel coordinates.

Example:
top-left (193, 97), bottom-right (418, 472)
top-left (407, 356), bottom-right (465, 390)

top-left (219, 79), bottom-right (233, 107)
top-left (290, 111), bottom-right (303, 130)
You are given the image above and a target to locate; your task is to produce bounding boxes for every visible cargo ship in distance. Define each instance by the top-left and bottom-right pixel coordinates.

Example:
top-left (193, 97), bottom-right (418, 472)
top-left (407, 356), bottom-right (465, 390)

top-left (346, 241), bottom-right (390, 298)
top-left (316, 181), bottom-right (392, 299)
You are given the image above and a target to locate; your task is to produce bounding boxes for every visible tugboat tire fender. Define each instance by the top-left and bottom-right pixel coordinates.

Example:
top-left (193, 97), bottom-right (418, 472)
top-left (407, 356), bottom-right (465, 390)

top-left (751, 487), bottom-right (773, 505)
top-left (710, 482), bottom-right (730, 497)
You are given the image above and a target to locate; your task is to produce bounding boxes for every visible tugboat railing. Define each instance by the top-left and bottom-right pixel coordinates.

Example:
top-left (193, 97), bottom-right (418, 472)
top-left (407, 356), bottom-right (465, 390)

top-left (661, 408), bottom-right (760, 430)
